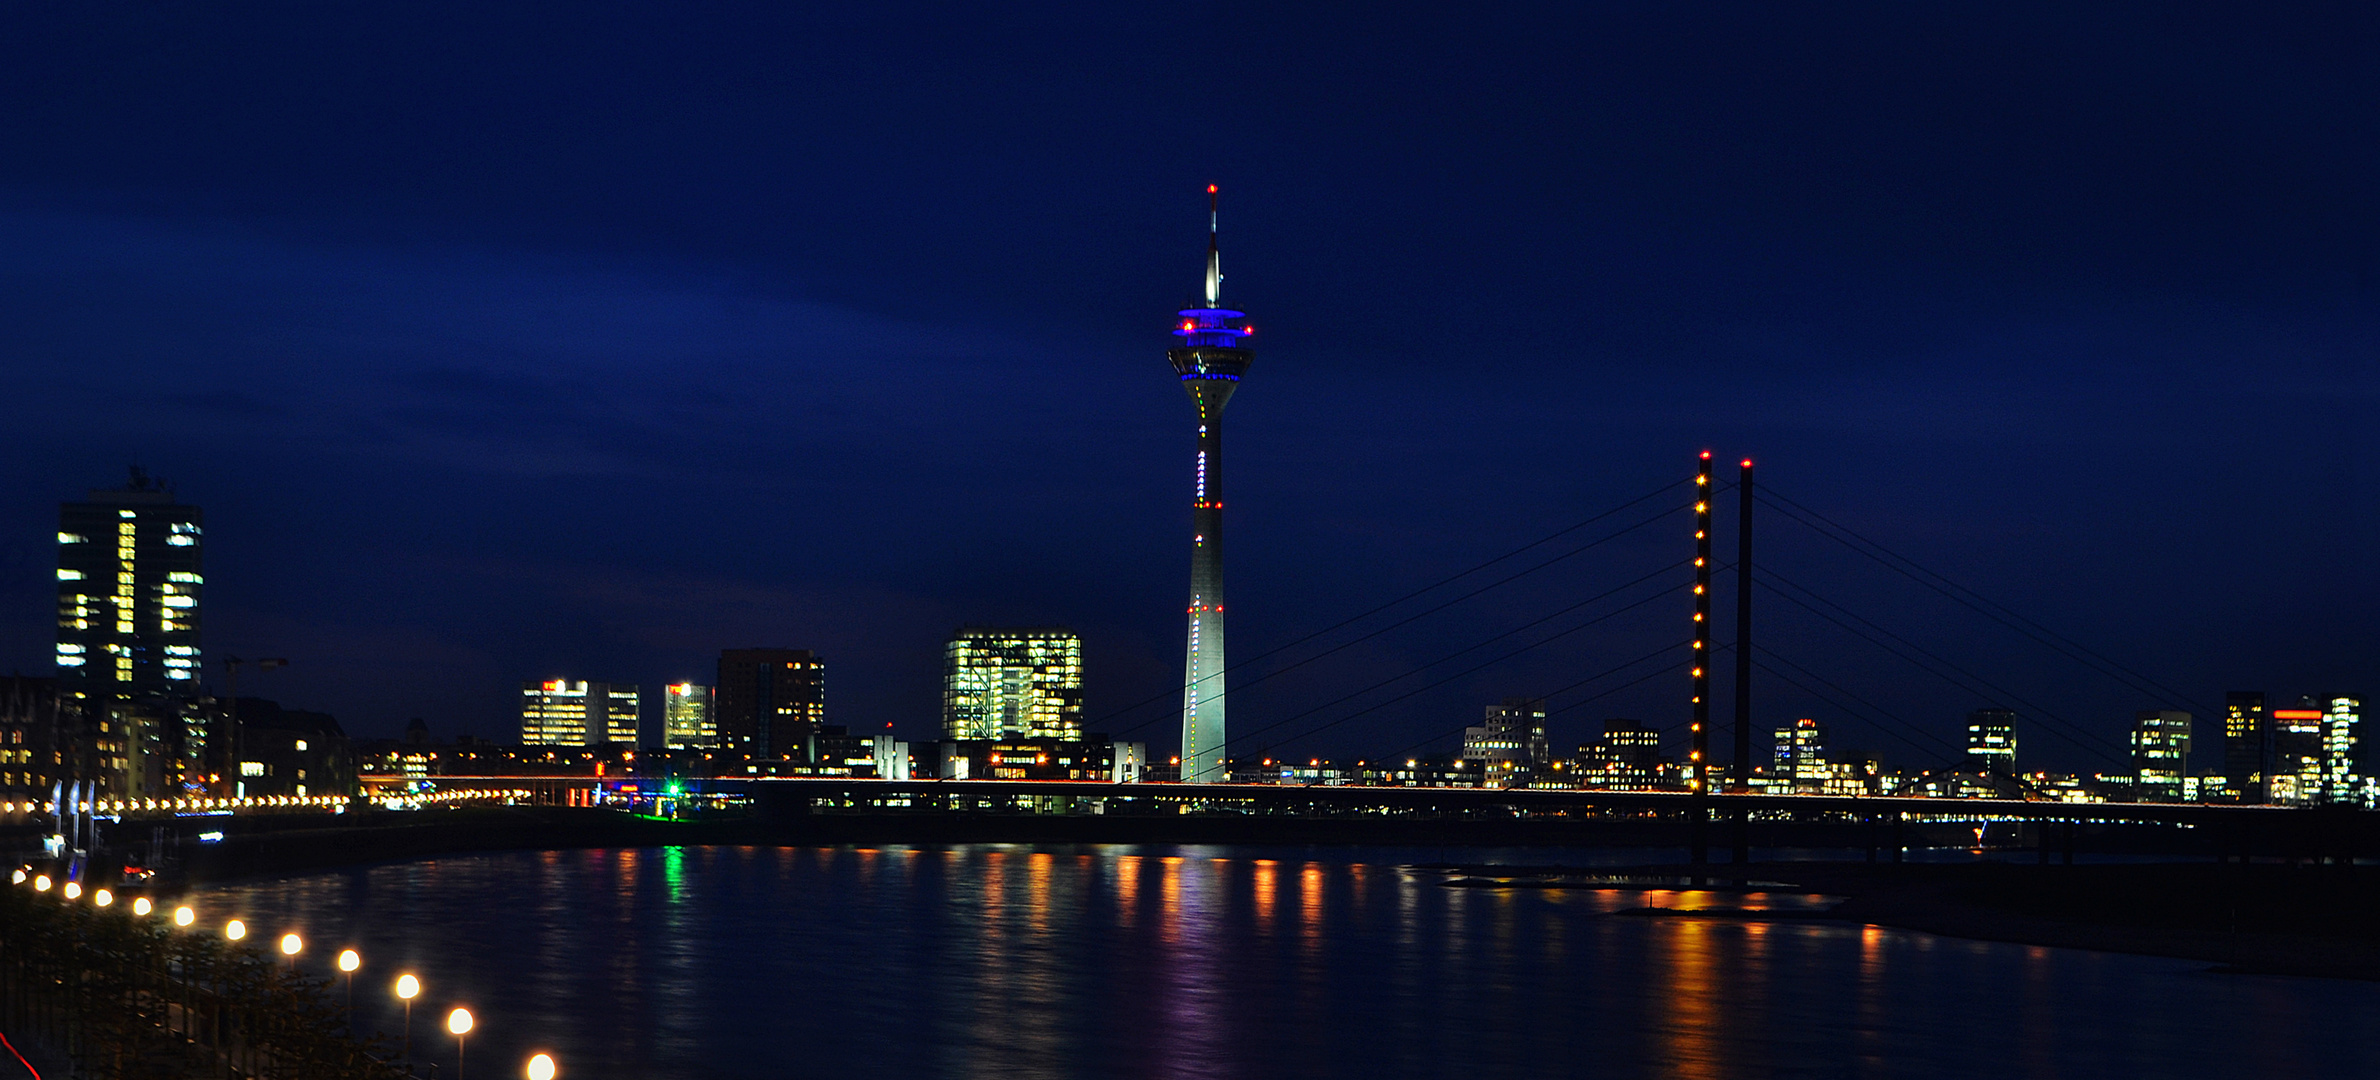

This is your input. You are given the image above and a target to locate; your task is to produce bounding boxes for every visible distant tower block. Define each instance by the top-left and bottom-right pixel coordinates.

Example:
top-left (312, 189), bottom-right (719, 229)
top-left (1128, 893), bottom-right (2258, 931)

top-left (1169, 185), bottom-right (1254, 784)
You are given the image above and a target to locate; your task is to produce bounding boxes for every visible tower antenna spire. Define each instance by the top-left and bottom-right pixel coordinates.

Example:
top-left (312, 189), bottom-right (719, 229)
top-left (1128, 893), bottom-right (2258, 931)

top-left (1167, 186), bottom-right (1254, 784)
top-left (1204, 184), bottom-right (1222, 307)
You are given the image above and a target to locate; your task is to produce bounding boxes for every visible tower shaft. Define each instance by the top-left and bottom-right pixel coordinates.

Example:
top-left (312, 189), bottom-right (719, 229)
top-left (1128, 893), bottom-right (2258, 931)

top-left (1181, 409), bottom-right (1229, 783)
top-left (1168, 186), bottom-right (1252, 784)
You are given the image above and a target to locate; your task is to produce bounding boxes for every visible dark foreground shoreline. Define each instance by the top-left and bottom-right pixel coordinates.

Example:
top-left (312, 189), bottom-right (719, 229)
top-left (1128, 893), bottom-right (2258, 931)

top-left (158, 807), bottom-right (2380, 982)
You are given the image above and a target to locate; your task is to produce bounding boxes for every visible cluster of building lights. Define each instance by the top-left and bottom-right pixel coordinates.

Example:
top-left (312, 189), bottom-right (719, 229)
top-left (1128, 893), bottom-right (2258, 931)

top-left (0, 793), bottom-right (351, 815)
top-left (0, 790), bottom-right (538, 817)
top-left (9, 867), bottom-right (560, 1078)
top-left (380, 788), bottom-right (531, 809)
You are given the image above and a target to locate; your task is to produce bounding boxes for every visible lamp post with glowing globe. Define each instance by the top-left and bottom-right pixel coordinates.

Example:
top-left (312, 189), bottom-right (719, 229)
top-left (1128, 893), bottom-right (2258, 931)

top-left (395, 974), bottom-right (420, 1059)
top-left (337, 949), bottom-right (360, 1032)
top-left (447, 1006), bottom-right (473, 1080)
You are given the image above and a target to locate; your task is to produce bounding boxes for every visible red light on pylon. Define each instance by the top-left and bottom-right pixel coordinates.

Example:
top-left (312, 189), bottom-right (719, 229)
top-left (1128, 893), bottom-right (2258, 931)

top-left (1700, 450), bottom-right (1712, 460)
top-left (1741, 459), bottom-right (1753, 469)
top-left (1207, 184), bottom-right (1218, 194)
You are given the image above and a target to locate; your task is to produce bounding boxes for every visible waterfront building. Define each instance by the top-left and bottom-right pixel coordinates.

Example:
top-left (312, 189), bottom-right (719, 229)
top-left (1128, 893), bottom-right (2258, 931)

top-left (1826, 750), bottom-right (1883, 797)
top-left (1966, 708), bottom-right (2017, 777)
top-left (2321, 695), bottom-right (2362, 805)
top-left (715, 649), bottom-right (825, 762)
top-left (2270, 699), bottom-right (2326, 805)
top-left (662, 682), bottom-right (717, 749)
top-left (56, 468), bottom-right (203, 700)
top-left (229, 697), bottom-right (355, 800)
top-left (935, 736), bottom-right (1144, 782)
top-left (1168, 186), bottom-right (1256, 784)
top-left (942, 628), bottom-right (1085, 740)
top-left (1771, 717), bottom-right (1830, 793)
top-left (520, 680), bottom-right (640, 746)
top-left (2129, 710), bottom-right (2191, 801)
top-left (2222, 692), bottom-right (2271, 803)
top-left (0, 677), bottom-right (84, 805)
top-left (1577, 719), bottom-right (1666, 790)
top-left (1461, 698), bottom-right (1550, 787)
top-left (55, 469), bottom-right (208, 796)
top-left (873, 736), bottom-right (912, 781)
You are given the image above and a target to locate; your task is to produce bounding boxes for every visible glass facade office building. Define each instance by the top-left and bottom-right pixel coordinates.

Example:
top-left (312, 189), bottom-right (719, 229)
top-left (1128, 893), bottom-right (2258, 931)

top-left (520, 680), bottom-right (640, 746)
top-left (56, 470), bottom-right (203, 701)
top-left (663, 682), bottom-right (717, 749)
top-left (943, 628), bottom-right (1085, 740)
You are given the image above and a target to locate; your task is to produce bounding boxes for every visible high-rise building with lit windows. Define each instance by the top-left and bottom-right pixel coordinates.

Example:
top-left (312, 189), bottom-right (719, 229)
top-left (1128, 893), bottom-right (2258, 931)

top-left (2270, 699), bottom-right (2326, 805)
top-left (1966, 708), bottom-right (2017, 777)
top-left (2130, 709), bottom-right (2191, 801)
top-left (1462, 698), bottom-right (1550, 787)
top-left (1772, 716), bottom-right (1830, 792)
top-left (2321, 695), bottom-right (2362, 805)
top-left (716, 649), bottom-right (825, 761)
top-left (520, 680), bottom-right (640, 746)
top-left (663, 682), bottom-right (717, 749)
top-left (942, 628), bottom-right (1084, 740)
top-left (56, 468), bottom-right (203, 702)
top-left (1169, 185), bottom-right (1255, 784)
top-left (55, 469), bottom-right (203, 797)
top-left (2222, 691), bottom-right (2271, 803)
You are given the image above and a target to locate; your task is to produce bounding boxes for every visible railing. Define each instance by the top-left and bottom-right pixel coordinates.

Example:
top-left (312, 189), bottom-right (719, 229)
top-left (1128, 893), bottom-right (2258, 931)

top-left (0, 883), bottom-right (406, 1079)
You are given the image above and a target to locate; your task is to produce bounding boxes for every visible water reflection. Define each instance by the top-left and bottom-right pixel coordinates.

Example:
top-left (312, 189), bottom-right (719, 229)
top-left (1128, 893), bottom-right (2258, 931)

top-left (192, 847), bottom-right (2380, 1080)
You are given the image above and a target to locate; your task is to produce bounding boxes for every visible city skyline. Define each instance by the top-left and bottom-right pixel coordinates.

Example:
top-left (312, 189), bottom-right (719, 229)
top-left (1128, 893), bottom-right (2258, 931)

top-left (0, 5), bottom-right (2373, 772)
top-left (11, 464), bottom-right (2366, 789)
top-left (4, 9), bottom-right (2378, 1079)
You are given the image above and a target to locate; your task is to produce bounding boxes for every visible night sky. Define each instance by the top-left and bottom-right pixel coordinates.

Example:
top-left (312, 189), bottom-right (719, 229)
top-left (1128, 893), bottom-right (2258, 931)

top-left (1, 3), bottom-right (2372, 773)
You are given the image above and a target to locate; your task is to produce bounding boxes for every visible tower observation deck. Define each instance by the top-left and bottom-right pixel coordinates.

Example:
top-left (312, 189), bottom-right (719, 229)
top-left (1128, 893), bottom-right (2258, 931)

top-left (1169, 185), bottom-right (1253, 784)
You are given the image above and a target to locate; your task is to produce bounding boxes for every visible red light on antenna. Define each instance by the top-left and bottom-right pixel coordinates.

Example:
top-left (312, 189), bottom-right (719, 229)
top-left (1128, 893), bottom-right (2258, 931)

top-left (1207, 184), bottom-right (1218, 193)
top-left (1740, 459), bottom-right (1753, 468)
top-left (1700, 451), bottom-right (1712, 460)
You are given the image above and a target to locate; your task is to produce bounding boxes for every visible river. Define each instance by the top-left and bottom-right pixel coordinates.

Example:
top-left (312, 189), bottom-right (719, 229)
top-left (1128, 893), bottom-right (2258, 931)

top-left (191, 845), bottom-right (2379, 1079)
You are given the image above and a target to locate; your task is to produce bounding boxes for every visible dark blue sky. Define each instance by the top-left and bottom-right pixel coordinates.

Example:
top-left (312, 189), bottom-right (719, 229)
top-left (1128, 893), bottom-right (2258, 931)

top-left (1, 2), bottom-right (2373, 772)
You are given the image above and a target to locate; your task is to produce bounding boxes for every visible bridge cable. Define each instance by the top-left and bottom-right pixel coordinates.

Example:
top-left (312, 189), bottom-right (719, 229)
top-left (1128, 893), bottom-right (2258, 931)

top-left (1378, 648), bottom-right (1689, 765)
top-left (1753, 572), bottom-right (2131, 765)
top-left (1247, 585), bottom-right (1686, 756)
top-left (1100, 484), bottom-right (1692, 737)
top-left (1756, 487), bottom-right (2196, 711)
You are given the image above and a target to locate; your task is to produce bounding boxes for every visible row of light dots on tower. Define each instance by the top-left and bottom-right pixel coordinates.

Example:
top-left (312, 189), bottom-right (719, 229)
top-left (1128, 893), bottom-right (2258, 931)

top-left (9, 867), bottom-right (560, 1079)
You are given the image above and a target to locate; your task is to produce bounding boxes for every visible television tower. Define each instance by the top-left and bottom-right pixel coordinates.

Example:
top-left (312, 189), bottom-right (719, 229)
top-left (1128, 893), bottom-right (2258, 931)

top-left (1169, 184), bottom-right (1253, 784)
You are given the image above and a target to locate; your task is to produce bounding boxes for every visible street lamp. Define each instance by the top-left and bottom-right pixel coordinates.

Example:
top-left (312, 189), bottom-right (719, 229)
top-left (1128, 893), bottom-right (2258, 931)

top-left (279, 932), bottom-right (302, 970)
top-left (133, 896), bottom-right (151, 916)
top-left (93, 889), bottom-right (112, 907)
top-left (225, 919), bottom-right (246, 942)
top-left (447, 1007), bottom-right (473, 1080)
top-left (395, 974), bottom-right (420, 1058)
top-left (31, 875), bottom-right (47, 892)
top-left (174, 905), bottom-right (195, 927)
top-left (61, 882), bottom-right (80, 901)
top-left (337, 949), bottom-right (360, 1033)
top-left (526, 1052), bottom-right (557, 1080)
